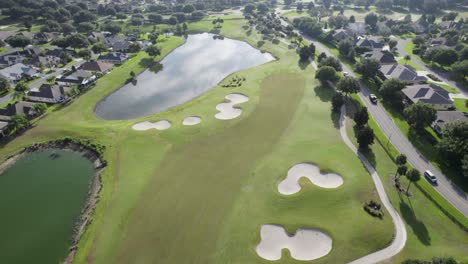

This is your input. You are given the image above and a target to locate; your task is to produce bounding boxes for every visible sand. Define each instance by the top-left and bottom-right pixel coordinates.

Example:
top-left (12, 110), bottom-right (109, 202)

top-left (132, 120), bottom-right (172, 131)
top-left (182, 116), bottom-right (202, 126)
top-left (278, 163), bottom-right (343, 195)
top-left (256, 224), bottom-right (332, 261)
top-left (215, 93), bottom-right (249, 120)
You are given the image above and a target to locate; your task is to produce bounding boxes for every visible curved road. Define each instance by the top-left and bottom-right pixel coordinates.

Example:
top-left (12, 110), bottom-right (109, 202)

top-left (338, 106), bottom-right (407, 264)
top-left (281, 19), bottom-right (468, 217)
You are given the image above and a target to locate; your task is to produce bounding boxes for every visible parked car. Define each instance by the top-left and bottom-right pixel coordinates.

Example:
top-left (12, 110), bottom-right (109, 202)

top-left (369, 94), bottom-right (377, 104)
top-left (343, 71), bottom-right (349, 76)
top-left (424, 170), bottom-right (437, 184)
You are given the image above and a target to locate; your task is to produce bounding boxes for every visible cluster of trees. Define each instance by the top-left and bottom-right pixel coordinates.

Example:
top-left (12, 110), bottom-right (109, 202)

top-left (353, 106), bottom-right (376, 150)
top-left (293, 17), bottom-right (323, 39)
top-left (299, 43), bottom-right (316, 61)
top-left (402, 256), bottom-right (458, 264)
top-left (437, 121), bottom-right (468, 177)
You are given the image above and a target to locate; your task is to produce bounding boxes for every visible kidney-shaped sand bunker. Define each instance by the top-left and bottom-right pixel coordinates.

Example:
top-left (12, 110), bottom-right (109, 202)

top-left (278, 163), bottom-right (343, 195)
top-left (256, 224), bottom-right (332, 261)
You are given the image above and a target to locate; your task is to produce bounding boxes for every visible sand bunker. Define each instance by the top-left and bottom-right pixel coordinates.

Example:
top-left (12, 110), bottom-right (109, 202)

top-left (132, 120), bottom-right (172, 131)
top-left (256, 224), bottom-right (332, 261)
top-left (182, 116), bottom-right (202, 126)
top-left (215, 93), bottom-right (249, 120)
top-left (278, 163), bottom-right (343, 195)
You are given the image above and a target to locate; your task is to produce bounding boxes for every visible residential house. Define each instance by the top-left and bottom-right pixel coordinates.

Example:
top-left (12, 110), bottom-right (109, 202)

top-left (0, 63), bottom-right (38, 82)
top-left (402, 83), bottom-right (453, 110)
top-left (355, 36), bottom-right (384, 50)
top-left (0, 101), bottom-right (38, 121)
top-left (361, 50), bottom-right (397, 65)
top-left (88, 32), bottom-right (109, 43)
top-left (0, 48), bottom-right (41, 68)
top-left (412, 18), bottom-right (429, 34)
top-left (432, 111), bottom-right (468, 135)
top-left (379, 64), bottom-right (427, 84)
top-left (0, 31), bottom-right (16, 42)
top-left (430, 37), bottom-right (447, 47)
top-left (27, 84), bottom-right (71, 104)
top-left (105, 35), bottom-right (132, 52)
top-left (439, 21), bottom-right (459, 30)
top-left (332, 29), bottom-right (353, 42)
top-left (56, 70), bottom-right (96, 88)
top-left (45, 48), bottom-right (76, 58)
top-left (97, 52), bottom-right (129, 65)
top-left (79, 61), bottom-right (113, 73)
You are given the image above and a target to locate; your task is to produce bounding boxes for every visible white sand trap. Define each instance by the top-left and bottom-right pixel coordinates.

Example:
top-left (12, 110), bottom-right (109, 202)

top-left (256, 224), bottom-right (332, 261)
top-left (278, 163), bottom-right (343, 195)
top-left (182, 116), bottom-right (202, 126)
top-left (215, 93), bottom-right (249, 120)
top-left (132, 120), bottom-right (172, 131)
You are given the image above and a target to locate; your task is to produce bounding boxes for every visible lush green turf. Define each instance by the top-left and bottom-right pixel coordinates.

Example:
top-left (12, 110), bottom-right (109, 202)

top-left (454, 98), bottom-right (468, 112)
top-left (345, 100), bottom-right (468, 262)
top-left (0, 14), bottom-right (465, 264)
top-left (398, 58), bottom-right (423, 71)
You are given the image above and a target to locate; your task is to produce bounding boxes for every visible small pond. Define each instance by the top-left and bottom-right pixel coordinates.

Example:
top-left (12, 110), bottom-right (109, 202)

top-left (95, 33), bottom-right (275, 120)
top-left (0, 149), bottom-right (95, 264)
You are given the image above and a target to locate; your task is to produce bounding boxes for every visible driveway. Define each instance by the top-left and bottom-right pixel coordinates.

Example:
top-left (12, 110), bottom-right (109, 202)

top-left (282, 20), bottom-right (468, 217)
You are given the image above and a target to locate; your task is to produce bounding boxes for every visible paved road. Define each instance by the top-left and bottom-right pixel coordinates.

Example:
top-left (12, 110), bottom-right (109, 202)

top-left (338, 106), bottom-right (407, 264)
top-left (396, 38), bottom-right (468, 96)
top-left (280, 19), bottom-right (468, 217)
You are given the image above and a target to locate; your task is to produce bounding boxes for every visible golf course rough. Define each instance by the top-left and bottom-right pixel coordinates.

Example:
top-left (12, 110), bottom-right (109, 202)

top-left (256, 224), bottom-right (333, 261)
top-left (278, 163), bottom-right (344, 195)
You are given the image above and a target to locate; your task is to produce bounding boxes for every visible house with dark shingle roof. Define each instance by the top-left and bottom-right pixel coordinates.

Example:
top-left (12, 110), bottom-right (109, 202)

top-left (361, 50), bottom-right (397, 65)
top-left (97, 52), bottom-right (129, 65)
top-left (332, 29), bottom-right (352, 42)
top-left (432, 111), bottom-right (468, 135)
top-left (27, 84), bottom-right (71, 104)
top-left (79, 61), bottom-right (113, 73)
top-left (0, 101), bottom-right (38, 121)
top-left (56, 70), bottom-right (96, 88)
top-left (402, 83), bottom-right (453, 110)
top-left (379, 64), bottom-right (427, 84)
top-left (356, 36), bottom-right (384, 50)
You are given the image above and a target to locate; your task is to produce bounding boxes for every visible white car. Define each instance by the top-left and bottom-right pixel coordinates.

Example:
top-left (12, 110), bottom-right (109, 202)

top-left (424, 170), bottom-right (437, 185)
top-left (343, 71), bottom-right (349, 76)
top-left (369, 94), bottom-right (378, 104)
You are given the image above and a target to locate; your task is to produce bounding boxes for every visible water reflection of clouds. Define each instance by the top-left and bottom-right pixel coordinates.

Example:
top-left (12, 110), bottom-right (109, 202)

top-left (96, 33), bottom-right (275, 120)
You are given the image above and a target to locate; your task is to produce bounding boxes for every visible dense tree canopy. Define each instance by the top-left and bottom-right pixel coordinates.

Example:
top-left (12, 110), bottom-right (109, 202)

top-left (336, 76), bottom-right (360, 96)
top-left (403, 102), bottom-right (437, 130)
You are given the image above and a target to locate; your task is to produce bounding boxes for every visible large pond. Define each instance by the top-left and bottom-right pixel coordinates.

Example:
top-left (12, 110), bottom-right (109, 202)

top-left (95, 33), bottom-right (275, 120)
top-left (0, 149), bottom-right (95, 264)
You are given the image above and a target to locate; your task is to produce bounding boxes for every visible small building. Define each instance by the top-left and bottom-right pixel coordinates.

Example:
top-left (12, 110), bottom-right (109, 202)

top-left (432, 111), bottom-right (468, 135)
top-left (430, 37), bottom-right (447, 47)
top-left (27, 84), bottom-right (71, 104)
top-left (402, 83), bottom-right (453, 110)
top-left (56, 70), bottom-right (96, 88)
top-left (0, 63), bottom-right (38, 82)
top-left (0, 101), bottom-right (38, 121)
top-left (97, 52), bottom-right (129, 65)
top-left (361, 50), bottom-right (397, 65)
top-left (356, 36), bottom-right (384, 50)
top-left (79, 61), bottom-right (113, 73)
top-left (379, 64), bottom-right (427, 84)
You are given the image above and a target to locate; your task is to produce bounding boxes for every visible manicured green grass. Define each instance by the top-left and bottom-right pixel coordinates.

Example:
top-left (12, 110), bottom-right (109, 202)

top-left (428, 82), bottom-right (460, 94)
top-left (346, 99), bottom-right (468, 262)
top-left (398, 58), bottom-right (423, 71)
top-left (282, 11), bottom-right (309, 20)
top-left (454, 98), bottom-right (468, 112)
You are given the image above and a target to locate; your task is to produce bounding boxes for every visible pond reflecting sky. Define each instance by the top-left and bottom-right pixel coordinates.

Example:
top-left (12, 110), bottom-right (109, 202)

top-left (95, 33), bottom-right (275, 120)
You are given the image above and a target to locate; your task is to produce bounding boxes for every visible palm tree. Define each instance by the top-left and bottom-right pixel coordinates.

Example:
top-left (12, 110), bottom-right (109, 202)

top-left (404, 55), bottom-right (411, 64)
top-left (32, 103), bottom-right (47, 115)
top-left (406, 169), bottom-right (421, 194)
top-left (395, 154), bottom-right (407, 179)
top-left (13, 82), bottom-right (29, 100)
top-left (8, 114), bottom-right (29, 132)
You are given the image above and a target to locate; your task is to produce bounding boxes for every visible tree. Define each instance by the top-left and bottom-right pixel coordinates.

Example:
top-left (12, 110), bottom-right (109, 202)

top-left (13, 82), bottom-right (29, 100)
top-left (355, 58), bottom-right (381, 78)
top-left (0, 78), bottom-right (10, 93)
top-left (388, 39), bottom-right (397, 50)
top-left (349, 15), bottom-right (356, 23)
top-left (78, 49), bottom-right (91, 60)
top-left (315, 66), bottom-right (339, 83)
top-left (148, 13), bottom-right (163, 24)
top-left (77, 22), bottom-right (95, 34)
top-left (404, 102), bottom-right (437, 130)
top-left (6, 35), bottom-right (31, 50)
top-left (353, 107), bottom-right (369, 128)
top-left (336, 76), bottom-right (360, 96)
top-left (182, 4), bottom-right (195, 13)
top-left (8, 114), bottom-right (30, 132)
top-left (338, 40), bottom-right (353, 57)
top-left (379, 78), bottom-right (406, 107)
top-left (146, 45), bottom-right (161, 58)
top-left (432, 48), bottom-right (459, 66)
top-left (102, 22), bottom-right (122, 35)
top-left (452, 60), bottom-right (468, 79)
top-left (404, 54), bottom-right (411, 64)
top-left (395, 154), bottom-right (407, 178)
top-left (67, 34), bottom-right (89, 50)
top-left (317, 52), bottom-right (327, 62)
top-left (357, 126), bottom-right (375, 149)
top-left (462, 155), bottom-right (468, 178)
top-left (296, 2), bottom-right (303, 12)
top-left (323, 0), bottom-right (332, 8)
top-left (92, 42), bottom-right (107, 54)
top-left (244, 4), bottom-right (255, 14)
top-left (331, 93), bottom-right (344, 112)
top-left (257, 3), bottom-right (269, 13)
top-left (73, 10), bottom-right (96, 24)
top-left (397, 165), bottom-right (408, 179)
top-left (437, 121), bottom-right (468, 170)
top-left (405, 169), bottom-right (421, 194)
top-left (53, 37), bottom-right (70, 49)
top-left (319, 57), bottom-right (342, 71)
top-left (32, 103), bottom-right (47, 115)
top-left (365, 12), bottom-right (378, 30)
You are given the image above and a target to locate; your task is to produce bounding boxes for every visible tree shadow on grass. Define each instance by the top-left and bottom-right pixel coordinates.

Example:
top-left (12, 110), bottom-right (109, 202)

top-left (400, 201), bottom-right (431, 246)
top-left (360, 146), bottom-right (376, 168)
top-left (139, 57), bottom-right (155, 68)
top-left (298, 59), bottom-right (309, 70)
top-left (313, 84), bottom-right (334, 102)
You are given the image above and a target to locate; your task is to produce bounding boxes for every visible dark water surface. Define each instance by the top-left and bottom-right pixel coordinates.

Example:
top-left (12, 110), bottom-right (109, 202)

top-left (95, 33), bottom-right (274, 120)
top-left (0, 149), bottom-right (95, 264)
